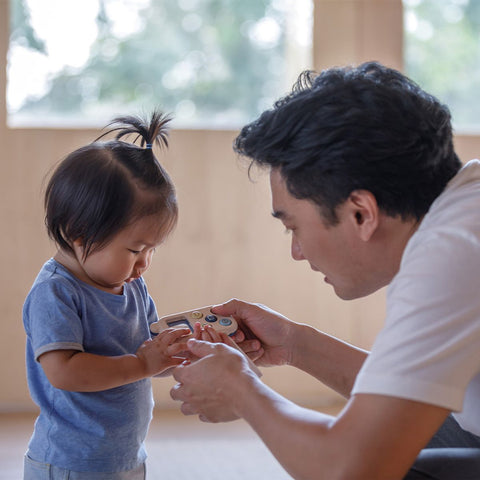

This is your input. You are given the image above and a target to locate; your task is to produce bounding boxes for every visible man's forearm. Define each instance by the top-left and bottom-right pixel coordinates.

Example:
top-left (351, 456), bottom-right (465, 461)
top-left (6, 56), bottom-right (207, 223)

top-left (289, 324), bottom-right (368, 397)
top-left (235, 379), bottom-right (445, 480)
top-left (236, 375), bottom-right (341, 480)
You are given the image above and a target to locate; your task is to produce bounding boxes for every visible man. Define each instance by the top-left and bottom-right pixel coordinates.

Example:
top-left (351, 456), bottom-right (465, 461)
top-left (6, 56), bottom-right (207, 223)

top-left (170, 62), bottom-right (480, 479)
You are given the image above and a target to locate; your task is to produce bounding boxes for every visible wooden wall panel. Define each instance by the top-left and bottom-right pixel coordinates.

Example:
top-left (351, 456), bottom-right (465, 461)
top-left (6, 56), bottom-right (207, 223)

top-left (313, 0), bottom-right (403, 71)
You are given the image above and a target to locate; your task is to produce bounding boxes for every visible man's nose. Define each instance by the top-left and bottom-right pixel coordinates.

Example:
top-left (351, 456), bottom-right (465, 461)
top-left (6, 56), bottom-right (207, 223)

top-left (291, 237), bottom-right (304, 261)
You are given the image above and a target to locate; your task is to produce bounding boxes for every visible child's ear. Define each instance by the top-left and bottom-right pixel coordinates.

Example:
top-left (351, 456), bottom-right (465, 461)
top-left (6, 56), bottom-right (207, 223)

top-left (347, 190), bottom-right (379, 242)
top-left (71, 238), bottom-right (85, 257)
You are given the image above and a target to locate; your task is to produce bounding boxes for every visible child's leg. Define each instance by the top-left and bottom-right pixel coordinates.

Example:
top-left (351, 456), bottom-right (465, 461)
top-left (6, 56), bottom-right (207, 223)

top-left (23, 454), bottom-right (49, 480)
top-left (68, 464), bottom-right (146, 480)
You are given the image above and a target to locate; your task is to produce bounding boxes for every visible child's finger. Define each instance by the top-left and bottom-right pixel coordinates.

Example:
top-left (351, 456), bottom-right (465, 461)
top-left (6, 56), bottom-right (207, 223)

top-left (192, 322), bottom-right (203, 340)
top-left (200, 327), bottom-right (217, 342)
top-left (204, 324), bottom-right (222, 343)
top-left (157, 327), bottom-right (191, 344)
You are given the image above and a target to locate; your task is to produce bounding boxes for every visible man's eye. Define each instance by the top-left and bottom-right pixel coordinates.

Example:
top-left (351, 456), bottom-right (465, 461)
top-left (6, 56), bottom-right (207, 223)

top-left (128, 249), bottom-right (140, 254)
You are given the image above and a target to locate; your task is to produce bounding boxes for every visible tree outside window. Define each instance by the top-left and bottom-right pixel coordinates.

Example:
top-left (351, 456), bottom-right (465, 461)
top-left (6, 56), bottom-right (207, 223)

top-left (8, 0), bottom-right (312, 129)
top-left (404, 0), bottom-right (480, 132)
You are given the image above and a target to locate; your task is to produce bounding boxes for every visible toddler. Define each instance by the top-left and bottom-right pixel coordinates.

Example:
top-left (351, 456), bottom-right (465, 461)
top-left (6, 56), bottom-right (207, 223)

top-left (23, 111), bottom-right (190, 479)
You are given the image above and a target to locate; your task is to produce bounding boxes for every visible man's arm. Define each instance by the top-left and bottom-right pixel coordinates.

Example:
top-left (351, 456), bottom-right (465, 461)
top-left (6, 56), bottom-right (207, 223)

top-left (289, 323), bottom-right (368, 398)
top-left (172, 340), bottom-right (450, 480)
top-left (241, 385), bottom-right (449, 480)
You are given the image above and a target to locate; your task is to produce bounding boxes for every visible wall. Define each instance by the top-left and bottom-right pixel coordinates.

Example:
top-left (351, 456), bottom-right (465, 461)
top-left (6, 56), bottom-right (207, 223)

top-left (1, 0), bottom-right (479, 412)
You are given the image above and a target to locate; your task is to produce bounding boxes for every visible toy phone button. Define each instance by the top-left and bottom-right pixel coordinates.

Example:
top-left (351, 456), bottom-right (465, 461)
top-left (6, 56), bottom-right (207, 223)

top-left (205, 314), bottom-right (217, 323)
top-left (191, 311), bottom-right (203, 319)
top-left (219, 318), bottom-right (232, 326)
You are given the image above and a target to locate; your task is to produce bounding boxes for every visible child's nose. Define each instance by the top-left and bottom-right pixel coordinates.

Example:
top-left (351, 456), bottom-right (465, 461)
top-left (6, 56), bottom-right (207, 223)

top-left (136, 252), bottom-right (150, 269)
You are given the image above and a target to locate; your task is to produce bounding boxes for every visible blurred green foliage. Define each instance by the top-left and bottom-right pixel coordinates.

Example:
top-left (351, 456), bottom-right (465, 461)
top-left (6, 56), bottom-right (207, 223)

top-left (404, 0), bottom-right (480, 130)
top-left (9, 0), bottom-right (297, 127)
top-left (11, 0), bottom-right (479, 131)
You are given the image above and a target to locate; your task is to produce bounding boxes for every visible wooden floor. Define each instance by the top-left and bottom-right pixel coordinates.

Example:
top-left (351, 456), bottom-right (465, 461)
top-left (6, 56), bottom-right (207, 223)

top-left (2, 405), bottom-right (344, 479)
top-left (0, 406), bottom-right (342, 479)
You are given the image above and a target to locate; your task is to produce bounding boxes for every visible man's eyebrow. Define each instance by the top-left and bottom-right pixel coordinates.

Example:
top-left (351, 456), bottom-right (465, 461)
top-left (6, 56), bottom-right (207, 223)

top-left (272, 210), bottom-right (287, 220)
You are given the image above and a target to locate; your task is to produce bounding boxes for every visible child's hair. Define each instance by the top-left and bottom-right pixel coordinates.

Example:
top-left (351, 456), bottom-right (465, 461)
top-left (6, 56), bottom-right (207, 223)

top-left (45, 110), bottom-right (178, 258)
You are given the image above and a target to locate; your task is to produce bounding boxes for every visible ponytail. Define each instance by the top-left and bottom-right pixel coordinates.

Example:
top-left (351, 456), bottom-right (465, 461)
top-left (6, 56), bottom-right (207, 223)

top-left (96, 110), bottom-right (172, 150)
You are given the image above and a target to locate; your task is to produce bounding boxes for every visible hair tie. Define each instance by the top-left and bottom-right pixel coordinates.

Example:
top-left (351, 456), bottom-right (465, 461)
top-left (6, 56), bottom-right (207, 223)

top-left (145, 143), bottom-right (153, 149)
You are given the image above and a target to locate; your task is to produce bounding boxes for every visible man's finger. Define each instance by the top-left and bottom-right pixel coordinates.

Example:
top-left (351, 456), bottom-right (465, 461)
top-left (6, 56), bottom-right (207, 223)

top-left (186, 338), bottom-right (227, 357)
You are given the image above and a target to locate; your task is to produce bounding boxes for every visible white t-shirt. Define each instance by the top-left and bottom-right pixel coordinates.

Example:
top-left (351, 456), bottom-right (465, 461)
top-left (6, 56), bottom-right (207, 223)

top-left (352, 160), bottom-right (480, 436)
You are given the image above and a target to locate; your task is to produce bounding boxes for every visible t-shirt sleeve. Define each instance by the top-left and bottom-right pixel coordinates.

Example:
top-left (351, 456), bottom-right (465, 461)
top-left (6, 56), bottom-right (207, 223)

top-left (352, 230), bottom-right (480, 412)
top-left (137, 278), bottom-right (159, 332)
top-left (23, 278), bottom-right (85, 361)
top-left (146, 295), bottom-right (158, 330)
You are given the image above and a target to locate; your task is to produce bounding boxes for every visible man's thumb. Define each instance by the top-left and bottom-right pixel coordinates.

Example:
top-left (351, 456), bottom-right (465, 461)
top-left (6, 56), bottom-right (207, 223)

top-left (186, 338), bottom-right (219, 357)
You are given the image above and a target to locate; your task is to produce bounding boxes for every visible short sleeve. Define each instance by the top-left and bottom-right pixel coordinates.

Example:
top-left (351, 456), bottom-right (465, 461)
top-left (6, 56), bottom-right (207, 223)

top-left (23, 278), bottom-right (85, 361)
top-left (134, 278), bottom-right (159, 331)
top-left (352, 229), bottom-right (480, 412)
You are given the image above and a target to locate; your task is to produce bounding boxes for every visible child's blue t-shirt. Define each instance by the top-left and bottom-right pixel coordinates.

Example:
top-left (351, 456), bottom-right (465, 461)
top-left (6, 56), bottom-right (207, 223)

top-left (23, 258), bottom-right (158, 472)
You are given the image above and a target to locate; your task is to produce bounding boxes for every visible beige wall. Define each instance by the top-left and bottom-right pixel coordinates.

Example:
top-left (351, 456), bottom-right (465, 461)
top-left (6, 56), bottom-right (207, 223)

top-left (1, 0), bottom-right (479, 412)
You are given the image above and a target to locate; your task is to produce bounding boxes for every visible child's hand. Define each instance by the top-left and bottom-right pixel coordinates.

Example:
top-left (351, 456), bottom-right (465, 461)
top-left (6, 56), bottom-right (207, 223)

top-left (184, 322), bottom-right (240, 361)
top-left (192, 322), bottom-right (223, 342)
top-left (136, 328), bottom-right (191, 377)
top-left (193, 322), bottom-right (243, 348)
top-left (180, 323), bottom-right (263, 377)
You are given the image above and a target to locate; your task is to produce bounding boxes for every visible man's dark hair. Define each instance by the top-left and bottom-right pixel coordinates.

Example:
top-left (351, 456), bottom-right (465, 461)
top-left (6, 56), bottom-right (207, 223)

top-left (234, 62), bottom-right (462, 224)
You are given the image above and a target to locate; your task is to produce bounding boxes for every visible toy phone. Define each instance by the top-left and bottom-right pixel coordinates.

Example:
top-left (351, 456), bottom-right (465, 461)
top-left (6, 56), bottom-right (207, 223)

top-left (150, 306), bottom-right (237, 336)
top-left (151, 306), bottom-right (261, 377)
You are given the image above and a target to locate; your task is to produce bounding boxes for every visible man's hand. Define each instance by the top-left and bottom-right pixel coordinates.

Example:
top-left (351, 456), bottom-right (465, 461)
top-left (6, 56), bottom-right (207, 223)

top-left (171, 338), bottom-right (258, 422)
top-left (211, 299), bottom-right (298, 367)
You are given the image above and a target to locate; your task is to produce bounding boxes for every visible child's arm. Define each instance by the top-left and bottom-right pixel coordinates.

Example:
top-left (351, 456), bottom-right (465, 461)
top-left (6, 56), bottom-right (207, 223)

top-left (38, 327), bottom-right (190, 392)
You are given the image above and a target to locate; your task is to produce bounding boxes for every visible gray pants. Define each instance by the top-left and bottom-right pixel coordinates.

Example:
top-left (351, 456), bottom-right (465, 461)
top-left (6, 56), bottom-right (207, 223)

top-left (23, 454), bottom-right (146, 480)
top-left (404, 415), bottom-right (480, 480)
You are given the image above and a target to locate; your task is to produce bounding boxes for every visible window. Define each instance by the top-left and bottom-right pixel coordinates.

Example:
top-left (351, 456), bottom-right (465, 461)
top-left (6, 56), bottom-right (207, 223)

top-left (8, 0), bottom-right (312, 129)
top-left (404, 0), bottom-right (480, 132)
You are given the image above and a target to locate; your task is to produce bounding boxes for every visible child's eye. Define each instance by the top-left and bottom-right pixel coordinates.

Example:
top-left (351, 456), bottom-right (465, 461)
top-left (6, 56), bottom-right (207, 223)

top-left (128, 249), bottom-right (140, 254)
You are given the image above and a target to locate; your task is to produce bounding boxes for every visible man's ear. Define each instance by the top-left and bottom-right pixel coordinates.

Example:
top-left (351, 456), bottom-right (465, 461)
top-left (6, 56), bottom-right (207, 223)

top-left (346, 190), bottom-right (379, 242)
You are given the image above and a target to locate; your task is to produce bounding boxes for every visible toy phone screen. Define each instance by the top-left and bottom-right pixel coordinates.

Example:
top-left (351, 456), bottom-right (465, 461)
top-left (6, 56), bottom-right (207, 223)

top-left (167, 318), bottom-right (193, 332)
